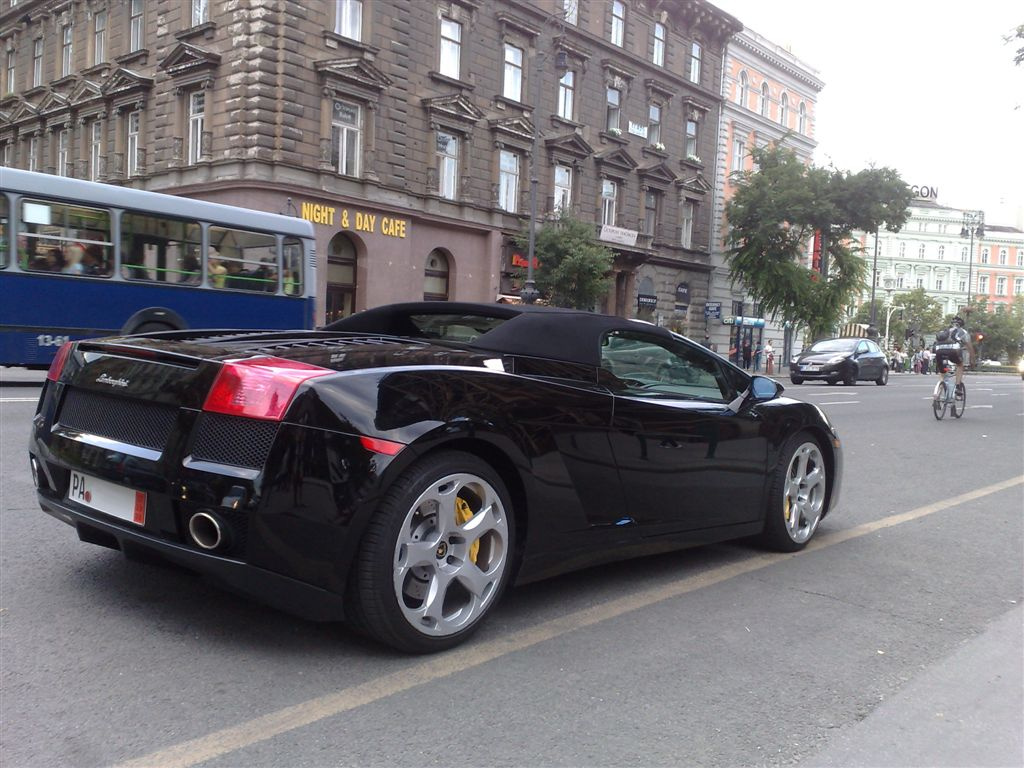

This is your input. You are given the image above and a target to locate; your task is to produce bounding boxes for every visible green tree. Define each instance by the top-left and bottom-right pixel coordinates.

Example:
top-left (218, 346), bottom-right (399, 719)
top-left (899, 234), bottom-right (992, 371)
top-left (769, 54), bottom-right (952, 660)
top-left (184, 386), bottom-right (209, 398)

top-left (513, 215), bottom-right (614, 309)
top-left (726, 144), bottom-right (913, 340)
top-left (955, 297), bottom-right (1024, 363)
top-left (885, 287), bottom-right (944, 348)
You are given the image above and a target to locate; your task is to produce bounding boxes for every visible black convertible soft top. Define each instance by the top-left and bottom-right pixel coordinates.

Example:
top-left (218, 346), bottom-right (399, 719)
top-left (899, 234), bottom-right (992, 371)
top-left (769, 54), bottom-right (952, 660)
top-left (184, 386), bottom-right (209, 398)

top-left (325, 302), bottom-right (673, 367)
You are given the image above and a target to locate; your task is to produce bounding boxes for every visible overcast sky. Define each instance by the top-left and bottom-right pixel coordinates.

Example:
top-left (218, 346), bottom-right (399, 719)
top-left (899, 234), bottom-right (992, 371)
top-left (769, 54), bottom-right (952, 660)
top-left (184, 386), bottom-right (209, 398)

top-left (709, 0), bottom-right (1024, 227)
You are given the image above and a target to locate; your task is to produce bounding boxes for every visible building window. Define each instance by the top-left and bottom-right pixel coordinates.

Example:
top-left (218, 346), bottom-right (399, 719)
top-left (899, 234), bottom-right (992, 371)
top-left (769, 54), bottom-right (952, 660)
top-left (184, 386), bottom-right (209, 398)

top-left (958, 278), bottom-right (966, 292)
top-left (90, 120), bottom-right (102, 181)
top-left (28, 135), bottom-right (38, 171)
top-left (32, 38), bottom-right (42, 87)
top-left (436, 130), bottom-right (458, 200)
top-left (1017, 252), bottom-right (1023, 267)
top-left (57, 129), bottom-right (69, 176)
top-left (759, 83), bottom-right (770, 116)
top-left (557, 70), bottom-right (575, 121)
top-left (689, 42), bottom-right (702, 84)
top-left (643, 189), bottom-right (660, 236)
top-left (498, 150), bottom-right (520, 213)
top-left (503, 44), bottom-right (523, 101)
top-left (938, 245), bottom-right (945, 259)
top-left (130, 0), bottom-right (145, 51)
top-left (731, 138), bottom-right (745, 172)
top-left (192, 0), bottom-right (209, 27)
top-left (652, 23), bottom-right (665, 66)
top-left (996, 276), bottom-right (1007, 295)
top-left (998, 248), bottom-right (1007, 265)
top-left (779, 93), bottom-right (788, 127)
top-left (601, 179), bottom-right (617, 225)
top-left (93, 10), bottom-right (107, 65)
top-left (610, 0), bottom-right (625, 47)
top-left (554, 163), bottom-right (572, 213)
top-left (685, 119), bottom-right (698, 158)
top-left (331, 99), bottom-right (361, 177)
top-left (738, 71), bottom-right (748, 107)
top-left (915, 278), bottom-right (924, 289)
top-left (648, 103), bottom-right (661, 146)
top-left (424, 250), bottom-right (450, 301)
top-left (978, 275), bottom-right (989, 293)
top-left (563, 0), bottom-right (578, 26)
top-left (334, 0), bottom-right (362, 40)
top-left (935, 278), bottom-right (944, 290)
top-left (126, 110), bottom-right (140, 177)
top-left (798, 102), bottom-right (807, 134)
top-left (187, 90), bottom-right (205, 164)
top-left (960, 246), bottom-right (967, 261)
top-left (606, 87), bottom-right (621, 132)
top-left (6, 49), bottom-right (15, 94)
top-left (680, 200), bottom-right (694, 248)
top-left (980, 247), bottom-right (989, 264)
top-left (918, 244), bottom-right (925, 258)
top-left (61, 23), bottom-right (73, 78)
top-left (896, 276), bottom-right (905, 289)
top-left (439, 18), bottom-right (461, 79)
top-left (899, 242), bottom-right (906, 258)
top-left (1014, 277), bottom-right (1023, 295)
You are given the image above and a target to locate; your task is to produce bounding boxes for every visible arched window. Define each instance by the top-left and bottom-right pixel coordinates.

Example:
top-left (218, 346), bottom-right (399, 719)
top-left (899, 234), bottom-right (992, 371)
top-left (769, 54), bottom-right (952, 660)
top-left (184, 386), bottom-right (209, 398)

top-left (326, 233), bottom-right (357, 322)
top-left (798, 102), bottom-right (807, 134)
top-left (759, 83), bottom-right (770, 116)
top-left (779, 93), bottom-right (789, 127)
top-left (738, 71), bottom-right (748, 108)
top-left (424, 249), bottom-right (450, 301)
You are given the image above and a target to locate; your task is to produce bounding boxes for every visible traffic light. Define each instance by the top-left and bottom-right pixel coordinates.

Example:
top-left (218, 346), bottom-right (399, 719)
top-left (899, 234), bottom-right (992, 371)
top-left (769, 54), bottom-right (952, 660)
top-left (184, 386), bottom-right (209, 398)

top-left (904, 328), bottom-right (914, 340)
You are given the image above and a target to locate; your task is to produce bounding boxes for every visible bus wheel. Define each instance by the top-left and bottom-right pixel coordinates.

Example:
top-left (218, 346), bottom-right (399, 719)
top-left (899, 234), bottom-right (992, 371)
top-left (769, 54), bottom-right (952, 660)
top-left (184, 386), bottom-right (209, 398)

top-left (120, 307), bottom-right (187, 335)
top-left (132, 322), bottom-right (174, 334)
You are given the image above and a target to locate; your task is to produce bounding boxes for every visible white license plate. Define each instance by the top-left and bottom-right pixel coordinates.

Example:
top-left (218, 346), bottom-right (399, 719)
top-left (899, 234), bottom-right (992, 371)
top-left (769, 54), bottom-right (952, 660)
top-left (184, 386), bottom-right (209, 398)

top-left (804, 364), bottom-right (821, 371)
top-left (68, 471), bottom-right (147, 526)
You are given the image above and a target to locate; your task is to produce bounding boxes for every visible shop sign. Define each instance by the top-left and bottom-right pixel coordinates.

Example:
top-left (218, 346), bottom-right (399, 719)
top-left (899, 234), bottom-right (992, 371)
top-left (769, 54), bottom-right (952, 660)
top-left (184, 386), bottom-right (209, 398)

top-left (628, 121), bottom-right (649, 138)
top-left (704, 301), bottom-right (721, 319)
top-left (675, 282), bottom-right (690, 306)
top-left (299, 202), bottom-right (408, 238)
top-left (723, 315), bottom-right (765, 327)
top-left (637, 293), bottom-right (658, 310)
top-left (599, 225), bottom-right (638, 246)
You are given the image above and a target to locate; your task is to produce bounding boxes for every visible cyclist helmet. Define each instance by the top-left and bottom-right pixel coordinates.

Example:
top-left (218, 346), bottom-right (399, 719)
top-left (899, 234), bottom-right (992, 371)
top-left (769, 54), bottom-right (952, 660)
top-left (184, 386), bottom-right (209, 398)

top-left (952, 315), bottom-right (964, 327)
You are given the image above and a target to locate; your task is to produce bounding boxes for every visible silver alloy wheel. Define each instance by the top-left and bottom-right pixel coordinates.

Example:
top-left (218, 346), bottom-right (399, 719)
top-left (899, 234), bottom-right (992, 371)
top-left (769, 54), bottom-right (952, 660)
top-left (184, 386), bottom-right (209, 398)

top-left (782, 441), bottom-right (826, 543)
top-left (392, 472), bottom-right (509, 637)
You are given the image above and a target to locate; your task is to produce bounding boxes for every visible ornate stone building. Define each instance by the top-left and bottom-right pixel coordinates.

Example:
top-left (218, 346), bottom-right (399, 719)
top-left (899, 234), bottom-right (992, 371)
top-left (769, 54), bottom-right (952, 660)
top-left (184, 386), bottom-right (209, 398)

top-left (1, 0), bottom-right (742, 327)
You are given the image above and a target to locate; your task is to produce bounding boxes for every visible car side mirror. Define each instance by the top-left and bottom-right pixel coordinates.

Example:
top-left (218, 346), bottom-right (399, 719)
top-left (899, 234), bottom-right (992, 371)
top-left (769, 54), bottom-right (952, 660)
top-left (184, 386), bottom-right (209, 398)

top-left (750, 375), bottom-right (783, 401)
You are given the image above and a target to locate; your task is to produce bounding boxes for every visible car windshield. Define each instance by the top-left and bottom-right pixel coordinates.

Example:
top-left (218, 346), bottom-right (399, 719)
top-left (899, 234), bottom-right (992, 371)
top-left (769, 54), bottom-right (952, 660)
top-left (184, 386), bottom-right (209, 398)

top-left (408, 313), bottom-right (508, 342)
top-left (808, 339), bottom-right (856, 353)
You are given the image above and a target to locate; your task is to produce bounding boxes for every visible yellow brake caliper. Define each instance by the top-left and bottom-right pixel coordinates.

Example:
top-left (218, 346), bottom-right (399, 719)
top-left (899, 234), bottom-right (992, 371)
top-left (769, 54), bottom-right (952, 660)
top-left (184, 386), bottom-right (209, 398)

top-left (455, 496), bottom-right (480, 564)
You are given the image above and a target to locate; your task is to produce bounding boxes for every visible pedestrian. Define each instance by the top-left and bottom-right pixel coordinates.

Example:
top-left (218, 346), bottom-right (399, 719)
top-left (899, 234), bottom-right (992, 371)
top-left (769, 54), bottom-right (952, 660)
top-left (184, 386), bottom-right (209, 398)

top-left (741, 338), bottom-right (752, 370)
top-left (754, 342), bottom-right (763, 372)
top-left (764, 339), bottom-right (775, 375)
top-left (922, 348), bottom-right (932, 375)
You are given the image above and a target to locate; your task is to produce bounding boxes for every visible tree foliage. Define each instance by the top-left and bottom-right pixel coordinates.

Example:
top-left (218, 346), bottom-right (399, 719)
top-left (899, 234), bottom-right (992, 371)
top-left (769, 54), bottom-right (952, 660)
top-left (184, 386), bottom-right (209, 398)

top-left (513, 215), bottom-right (614, 309)
top-left (725, 144), bottom-right (913, 340)
top-left (957, 297), bottom-right (1024, 362)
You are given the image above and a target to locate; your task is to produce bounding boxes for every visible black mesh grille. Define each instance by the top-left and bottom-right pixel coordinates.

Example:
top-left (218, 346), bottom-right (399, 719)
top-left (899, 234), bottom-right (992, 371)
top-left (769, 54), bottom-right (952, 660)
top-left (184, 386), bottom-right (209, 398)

top-left (191, 413), bottom-right (278, 469)
top-left (59, 389), bottom-right (177, 451)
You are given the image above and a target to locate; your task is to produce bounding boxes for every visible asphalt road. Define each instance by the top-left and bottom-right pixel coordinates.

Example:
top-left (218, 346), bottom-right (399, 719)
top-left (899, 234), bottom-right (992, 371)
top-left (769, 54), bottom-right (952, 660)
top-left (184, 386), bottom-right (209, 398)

top-left (1, 368), bottom-right (1021, 768)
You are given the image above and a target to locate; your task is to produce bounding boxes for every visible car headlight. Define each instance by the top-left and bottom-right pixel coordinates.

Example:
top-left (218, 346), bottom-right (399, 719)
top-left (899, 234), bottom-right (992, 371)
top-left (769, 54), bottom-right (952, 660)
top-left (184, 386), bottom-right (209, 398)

top-left (828, 356), bottom-right (847, 364)
top-left (1017, 359), bottom-right (1024, 373)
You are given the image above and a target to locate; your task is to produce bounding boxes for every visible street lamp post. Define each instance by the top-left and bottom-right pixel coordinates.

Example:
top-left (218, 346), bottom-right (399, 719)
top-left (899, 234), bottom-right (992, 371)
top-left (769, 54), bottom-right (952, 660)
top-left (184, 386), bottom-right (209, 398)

top-left (960, 210), bottom-right (985, 312)
top-left (521, 35), bottom-right (568, 305)
top-left (867, 227), bottom-right (880, 336)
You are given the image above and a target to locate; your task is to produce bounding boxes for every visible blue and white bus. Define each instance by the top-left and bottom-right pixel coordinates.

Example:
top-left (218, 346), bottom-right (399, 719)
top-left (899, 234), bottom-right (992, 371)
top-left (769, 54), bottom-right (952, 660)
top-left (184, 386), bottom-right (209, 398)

top-left (0, 168), bottom-right (316, 367)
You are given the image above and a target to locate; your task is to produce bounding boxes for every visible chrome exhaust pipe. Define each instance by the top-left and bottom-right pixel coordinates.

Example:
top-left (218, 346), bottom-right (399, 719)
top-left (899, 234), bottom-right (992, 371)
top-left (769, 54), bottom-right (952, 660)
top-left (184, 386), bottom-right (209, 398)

top-left (188, 511), bottom-right (224, 550)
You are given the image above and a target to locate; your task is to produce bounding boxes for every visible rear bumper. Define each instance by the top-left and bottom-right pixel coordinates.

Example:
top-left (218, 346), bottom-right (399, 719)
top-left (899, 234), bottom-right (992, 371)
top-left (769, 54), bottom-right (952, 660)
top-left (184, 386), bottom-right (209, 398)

top-left (37, 494), bottom-right (347, 622)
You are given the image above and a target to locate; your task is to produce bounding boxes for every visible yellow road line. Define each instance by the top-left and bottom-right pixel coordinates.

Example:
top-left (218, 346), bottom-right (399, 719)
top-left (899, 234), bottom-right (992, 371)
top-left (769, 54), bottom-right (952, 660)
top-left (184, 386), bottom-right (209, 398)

top-left (114, 475), bottom-right (1024, 768)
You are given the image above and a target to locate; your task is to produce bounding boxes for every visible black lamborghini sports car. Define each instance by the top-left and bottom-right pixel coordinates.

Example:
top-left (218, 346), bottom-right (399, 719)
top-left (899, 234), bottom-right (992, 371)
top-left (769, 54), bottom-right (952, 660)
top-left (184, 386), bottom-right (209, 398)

top-left (29, 302), bottom-right (842, 653)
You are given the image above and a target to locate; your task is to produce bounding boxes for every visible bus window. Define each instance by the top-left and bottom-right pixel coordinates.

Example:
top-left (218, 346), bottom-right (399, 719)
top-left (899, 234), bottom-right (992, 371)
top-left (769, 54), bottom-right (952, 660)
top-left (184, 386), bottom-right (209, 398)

top-left (0, 195), bottom-right (8, 268)
top-left (209, 226), bottom-right (278, 292)
top-left (121, 212), bottom-right (201, 283)
top-left (19, 199), bottom-right (113, 276)
top-left (283, 237), bottom-right (304, 295)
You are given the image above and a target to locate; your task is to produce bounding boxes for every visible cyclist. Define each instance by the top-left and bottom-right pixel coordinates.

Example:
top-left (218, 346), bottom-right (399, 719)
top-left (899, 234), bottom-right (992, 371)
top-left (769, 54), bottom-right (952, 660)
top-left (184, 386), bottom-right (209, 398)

top-left (932, 315), bottom-right (973, 391)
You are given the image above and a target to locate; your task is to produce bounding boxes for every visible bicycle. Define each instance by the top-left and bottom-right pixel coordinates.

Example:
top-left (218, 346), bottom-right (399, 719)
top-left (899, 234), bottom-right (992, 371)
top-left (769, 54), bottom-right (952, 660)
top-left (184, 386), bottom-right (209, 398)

top-left (932, 363), bottom-right (966, 420)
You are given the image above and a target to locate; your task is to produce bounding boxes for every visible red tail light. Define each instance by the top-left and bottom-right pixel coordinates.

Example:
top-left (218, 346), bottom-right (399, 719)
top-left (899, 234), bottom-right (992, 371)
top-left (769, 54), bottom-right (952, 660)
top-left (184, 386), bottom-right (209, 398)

top-left (203, 357), bottom-right (332, 421)
top-left (46, 342), bottom-right (74, 382)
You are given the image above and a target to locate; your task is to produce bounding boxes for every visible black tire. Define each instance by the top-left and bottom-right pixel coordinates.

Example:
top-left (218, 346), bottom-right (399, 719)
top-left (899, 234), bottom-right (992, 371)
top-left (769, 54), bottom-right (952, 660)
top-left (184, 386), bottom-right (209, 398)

top-left (843, 366), bottom-right (856, 386)
top-left (759, 432), bottom-right (828, 552)
top-left (789, 375), bottom-right (804, 385)
top-left (346, 451), bottom-right (515, 653)
top-left (826, 379), bottom-right (837, 385)
top-left (875, 366), bottom-right (889, 386)
top-left (132, 321), bottom-right (174, 334)
top-left (952, 382), bottom-right (966, 418)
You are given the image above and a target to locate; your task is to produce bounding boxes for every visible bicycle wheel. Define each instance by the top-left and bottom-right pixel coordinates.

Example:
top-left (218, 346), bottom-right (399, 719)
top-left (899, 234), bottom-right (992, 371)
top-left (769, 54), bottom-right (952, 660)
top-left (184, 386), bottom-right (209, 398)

top-left (932, 380), bottom-right (947, 420)
top-left (952, 382), bottom-right (966, 418)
